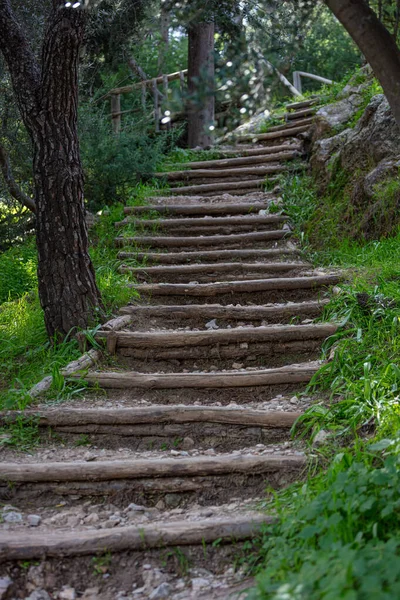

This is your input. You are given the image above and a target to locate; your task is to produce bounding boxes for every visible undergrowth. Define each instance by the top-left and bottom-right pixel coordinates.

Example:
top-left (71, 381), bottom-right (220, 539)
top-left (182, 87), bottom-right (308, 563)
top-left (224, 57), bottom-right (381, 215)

top-left (0, 200), bottom-right (144, 410)
top-left (249, 166), bottom-right (400, 599)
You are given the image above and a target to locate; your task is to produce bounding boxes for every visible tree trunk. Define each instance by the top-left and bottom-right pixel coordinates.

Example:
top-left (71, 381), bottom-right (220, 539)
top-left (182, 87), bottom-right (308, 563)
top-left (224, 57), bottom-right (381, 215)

top-left (325, 0), bottom-right (400, 127)
top-left (187, 22), bottom-right (215, 148)
top-left (0, 0), bottom-right (103, 339)
top-left (157, 1), bottom-right (170, 74)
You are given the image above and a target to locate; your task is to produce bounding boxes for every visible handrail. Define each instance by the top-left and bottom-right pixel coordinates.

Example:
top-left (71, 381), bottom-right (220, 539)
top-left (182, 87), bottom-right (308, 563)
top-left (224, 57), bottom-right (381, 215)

top-left (108, 69), bottom-right (188, 96)
top-left (293, 71), bottom-right (334, 94)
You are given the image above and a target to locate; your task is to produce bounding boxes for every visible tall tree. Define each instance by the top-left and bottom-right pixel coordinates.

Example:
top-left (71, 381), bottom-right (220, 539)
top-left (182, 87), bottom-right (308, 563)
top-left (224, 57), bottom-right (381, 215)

top-left (0, 0), bottom-right (102, 339)
top-left (187, 21), bottom-right (215, 148)
top-left (325, 0), bottom-right (400, 126)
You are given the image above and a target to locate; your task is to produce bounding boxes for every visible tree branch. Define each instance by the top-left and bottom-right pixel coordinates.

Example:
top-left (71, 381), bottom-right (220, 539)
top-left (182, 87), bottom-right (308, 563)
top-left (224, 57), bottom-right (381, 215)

top-left (0, 143), bottom-right (36, 213)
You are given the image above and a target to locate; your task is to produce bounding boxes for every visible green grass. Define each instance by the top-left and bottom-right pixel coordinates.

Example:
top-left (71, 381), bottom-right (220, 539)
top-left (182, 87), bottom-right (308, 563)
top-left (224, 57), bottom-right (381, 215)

top-left (0, 201), bottom-right (141, 410)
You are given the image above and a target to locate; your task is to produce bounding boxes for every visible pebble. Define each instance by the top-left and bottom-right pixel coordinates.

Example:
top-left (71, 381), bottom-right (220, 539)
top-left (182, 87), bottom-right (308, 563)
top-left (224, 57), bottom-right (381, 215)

top-left (0, 577), bottom-right (12, 600)
top-left (290, 396), bottom-right (298, 404)
top-left (126, 503), bottom-right (146, 513)
top-left (182, 437), bottom-right (195, 450)
top-left (3, 511), bottom-right (22, 523)
top-left (27, 514), bottom-right (41, 527)
top-left (191, 577), bottom-right (210, 592)
top-left (59, 587), bottom-right (77, 600)
top-left (149, 582), bottom-right (172, 599)
top-left (313, 429), bottom-right (330, 446)
top-left (25, 591), bottom-right (51, 600)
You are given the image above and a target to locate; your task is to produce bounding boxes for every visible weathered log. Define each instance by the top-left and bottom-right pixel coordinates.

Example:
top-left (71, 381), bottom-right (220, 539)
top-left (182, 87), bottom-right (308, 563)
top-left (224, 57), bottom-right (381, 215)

top-left (0, 406), bottom-right (302, 428)
top-left (116, 214), bottom-right (287, 229)
top-left (156, 164), bottom-right (287, 181)
top-left (76, 362), bottom-right (320, 389)
top-left (117, 248), bottom-right (300, 263)
top-left (95, 323), bottom-right (337, 349)
top-left (118, 261), bottom-right (307, 278)
top-left (177, 150), bottom-right (299, 170)
top-left (119, 339), bottom-right (322, 360)
top-left (123, 202), bottom-right (270, 216)
top-left (265, 116), bottom-right (314, 132)
top-left (286, 98), bottom-right (318, 110)
top-left (285, 107), bottom-right (316, 120)
top-left (0, 514), bottom-right (274, 561)
top-left (0, 453), bottom-right (305, 483)
top-left (237, 124), bottom-right (311, 143)
top-left (117, 230), bottom-right (291, 249)
top-left (133, 274), bottom-right (341, 296)
top-left (216, 143), bottom-right (302, 157)
top-left (118, 300), bottom-right (328, 320)
top-left (168, 179), bottom-right (267, 195)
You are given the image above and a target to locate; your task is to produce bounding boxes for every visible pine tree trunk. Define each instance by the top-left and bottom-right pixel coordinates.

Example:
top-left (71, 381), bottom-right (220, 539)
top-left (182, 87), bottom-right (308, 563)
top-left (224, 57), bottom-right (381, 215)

top-left (325, 0), bottom-right (400, 127)
top-left (187, 22), bottom-right (215, 148)
top-left (0, 0), bottom-right (103, 339)
top-left (157, 1), bottom-right (170, 74)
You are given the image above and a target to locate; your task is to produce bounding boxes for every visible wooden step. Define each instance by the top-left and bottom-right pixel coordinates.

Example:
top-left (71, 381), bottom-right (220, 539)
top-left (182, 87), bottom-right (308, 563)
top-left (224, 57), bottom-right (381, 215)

top-left (77, 362), bottom-right (320, 389)
top-left (123, 202), bottom-right (270, 216)
top-left (0, 514), bottom-right (273, 561)
top-left (237, 123), bottom-right (311, 144)
top-left (286, 98), bottom-right (318, 111)
top-left (156, 164), bottom-right (287, 181)
top-left (215, 142), bottom-right (302, 158)
top-left (177, 149), bottom-right (299, 170)
top-left (116, 230), bottom-right (291, 249)
top-left (133, 274), bottom-right (341, 297)
top-left (118, 261), bottom-right (308, 281)
top-left (118, 248), bottom-right (300, 263)
top-left (118, 300), bottom-right (329, 322)
top-left (285, 107), bottom-right (316, 120)
top-left (263, 116), bottom-right (314, 133)
top-left (115, 214), bottom-right (288, 229)
top-left (95, 323), bottom-right (337, 352)
top-left (168, 178), bottom-right (268, 195)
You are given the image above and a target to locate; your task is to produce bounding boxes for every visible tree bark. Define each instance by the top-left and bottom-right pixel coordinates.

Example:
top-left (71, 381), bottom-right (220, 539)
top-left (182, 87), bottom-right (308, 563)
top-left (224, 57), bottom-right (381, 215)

top-left (187, 22), bottom-right (215, 148)
top-left (0, 0), bottom-right (102, 339)
top-left (325, 0), bottom-right (400, 127)
top-left (157, 0), bottom-right (170, 74)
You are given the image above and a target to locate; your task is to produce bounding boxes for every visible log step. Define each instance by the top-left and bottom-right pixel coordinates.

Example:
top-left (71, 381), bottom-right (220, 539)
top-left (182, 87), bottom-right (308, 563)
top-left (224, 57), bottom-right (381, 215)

top-left (116, 230), bottom-right (291, 249)
top-left (123, 202), bottom-right (270, 216)
top-left (168, 179), bottom-right (269, 195)
top-left (213, 142), bottom-right (302, 158)
top-left (1, 406), bottom-right (301, 429)
top-left (132, 274), bottom-right (341, 297)
top-left (118, 261), bottom-right (309, 281)
top-left (118, 300), bottom-right (329, 322)
top-left (262, 116), bottom-right (314, 133)
top-left (76, 362), bottom-right (321, 389)
top-left (0, 514), bottom-right (273, 561)
top-left (286, 98), bottom-right (318, 111)
top-left (176, 149), bottom-right (299, 170)
top-left (0, 453), bottom-right (305, 484)
top-left (115, 214), bottom-right (288, 229)
top-left (285, 107), bottom-right (316, 120)
top-left (118, 248), bottom-right (300, 264)
top-left (95, 323), bottom-right (336, 351)
top-left (156, 164), bottom-right (287, 181)
top-left (237, 124), bottom-right (311, 144)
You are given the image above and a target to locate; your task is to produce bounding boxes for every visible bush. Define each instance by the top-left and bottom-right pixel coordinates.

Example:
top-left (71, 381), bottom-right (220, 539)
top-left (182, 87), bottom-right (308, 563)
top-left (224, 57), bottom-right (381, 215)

top-left (79, 105), bottom-right (176, 211)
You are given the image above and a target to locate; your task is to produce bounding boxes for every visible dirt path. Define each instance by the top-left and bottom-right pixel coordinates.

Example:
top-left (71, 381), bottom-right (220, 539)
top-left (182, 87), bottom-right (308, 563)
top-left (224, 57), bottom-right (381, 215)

top-left (0, 100), bottom-right (337, 600)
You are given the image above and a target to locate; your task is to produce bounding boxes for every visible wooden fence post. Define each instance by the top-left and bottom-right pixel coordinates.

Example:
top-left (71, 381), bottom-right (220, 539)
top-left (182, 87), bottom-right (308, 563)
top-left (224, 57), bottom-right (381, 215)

top-left (153, 79), bottom-right (160, 132)
top-left (111, 93), bottom-right (121, 134)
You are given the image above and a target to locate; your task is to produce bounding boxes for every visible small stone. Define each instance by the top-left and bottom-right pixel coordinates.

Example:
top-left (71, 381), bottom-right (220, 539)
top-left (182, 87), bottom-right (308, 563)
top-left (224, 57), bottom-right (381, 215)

top-left (149, 583), bottom-right (172, 599)
top-left (239, 342), bottom-right (248, 349)
top-left (204, 448), bottom-right (216, 456)
top-left (3, 511), bottom-right (22, 523)
top-left (142, 564), bottom-right (152, 570)
top-left (332, 286), bottom-right (342, 295)
top-left (232, 362), bottom-right (244, 369)
top-left (191, 577), bottom-right (210, 592)
top-left (81, 588), bottom-right (99, 600)
top-left (182, 437), bottom-right (195, 450)
top-left (290, 396), bottom-right (298, 404)
top-left (59, 586), bottom-right (77, 600)
top-left (205, 319), bottom-right (219, 330)
top-left (27, 514), bottom-right (41, 527)
top-left (0, 577), bottom-right (12, 600)
top-left (1, 505), bottom-right (18, 513)
top-left (25, 591), bottom-right (51, 600)
top-left (164, 493), bottom-right (181, 508)
top-left (84, 513), bottom-right (99, 525)
top-left (155, 500), bottom-right (165, 510)
top-left (126, 503), bottom-right (146, 513)
top-left (313, 429), bottom-right (330, 446)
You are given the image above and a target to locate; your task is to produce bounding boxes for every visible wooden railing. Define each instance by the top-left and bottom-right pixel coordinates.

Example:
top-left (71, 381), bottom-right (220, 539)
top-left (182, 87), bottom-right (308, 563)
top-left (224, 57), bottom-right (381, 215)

top-left (292, 71), bottom-right (334, 94)
top-left (107, 69), bottom-right (188, 133)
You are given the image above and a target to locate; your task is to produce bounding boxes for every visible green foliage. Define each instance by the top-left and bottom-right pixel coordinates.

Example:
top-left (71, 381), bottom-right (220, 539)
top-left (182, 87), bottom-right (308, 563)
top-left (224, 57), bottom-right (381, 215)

top-left (0, 414), bottom-right (41, 452)
top-left (79, 106), bottom-right (173, 211)
top-left (0, 238), bottom-right (37, 303)
top-left (249, 444), bottom-right (400, 600)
